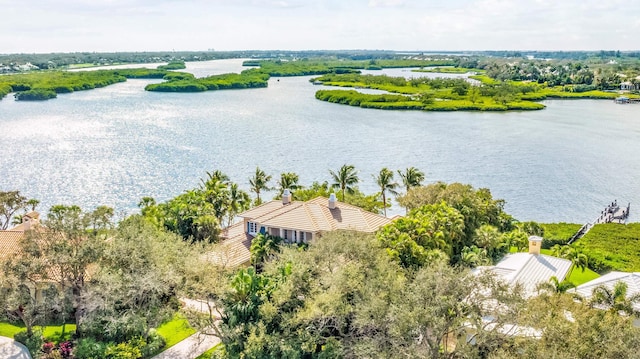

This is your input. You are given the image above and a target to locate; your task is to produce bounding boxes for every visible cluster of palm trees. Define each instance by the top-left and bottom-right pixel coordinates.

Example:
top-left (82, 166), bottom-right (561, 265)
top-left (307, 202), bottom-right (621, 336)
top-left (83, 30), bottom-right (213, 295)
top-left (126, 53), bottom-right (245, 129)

top-left (539, 276), bottom-right (640, 318)
top-left (248, 165), bottom-right (426, 216)
top-left (537, 244), bottom-right (640, 318)
top-left (200, 170), bottom-right (251, 228)
top-left (248, 168), bottom-right (301, 206)
top-left (590, 281), bottom-right (640, 317)
top-left (550, 244), bottom-right (589, 278)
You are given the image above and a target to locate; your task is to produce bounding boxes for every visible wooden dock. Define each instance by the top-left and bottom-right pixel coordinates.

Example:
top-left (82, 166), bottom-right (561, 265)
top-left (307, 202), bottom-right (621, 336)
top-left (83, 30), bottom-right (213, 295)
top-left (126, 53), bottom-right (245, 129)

top-left (614, 97), bottom-right (640, 104)
top-left (567, 200), bottom-right (630, 244)
top-left (594, 201), bottom-right (630, 225)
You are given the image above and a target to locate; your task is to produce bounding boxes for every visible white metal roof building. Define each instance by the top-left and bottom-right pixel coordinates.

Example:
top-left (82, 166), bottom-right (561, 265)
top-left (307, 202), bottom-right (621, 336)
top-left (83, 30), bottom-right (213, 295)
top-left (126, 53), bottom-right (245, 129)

top-left (473, 236), bottom-right (572, 297)
top-left (573, 271), bottom-right (640, 309)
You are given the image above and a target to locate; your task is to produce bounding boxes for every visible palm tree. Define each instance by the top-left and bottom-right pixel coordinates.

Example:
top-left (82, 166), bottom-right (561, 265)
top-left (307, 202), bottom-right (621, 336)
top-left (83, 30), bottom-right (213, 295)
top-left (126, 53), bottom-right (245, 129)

top-left (537, 276), bottom-right (576, 295)
top-left (550, 244), bottom-right (569, 258)
top-left (226, 183), bottom-right (251, 227)
top-left (553, 245), bottom-right (588, 278)
top-left (277, 172), bottom-right (301, 197)
top-left (250, 233), bottom-right (283, 269)
top-left (138, 196), bottom-right (156, 209)
top-left (329, 164), bottom-right (359, 201)
top-left (590, 282), bottom-right (640, 317)
top-left (397, 167), bottom-right (425, 193)
top-left (201, 170), bottom-right (230, 190)
top-left (374, 168), bottom-right (398, 217)
top-left (249, 167), bottom-right (272, 205)
top-left (26, 199), bottom-right (39, 211)
top-left (201, 176), bottom-right (230, 225)
top-left (460, 245), bottom-right (489, 267)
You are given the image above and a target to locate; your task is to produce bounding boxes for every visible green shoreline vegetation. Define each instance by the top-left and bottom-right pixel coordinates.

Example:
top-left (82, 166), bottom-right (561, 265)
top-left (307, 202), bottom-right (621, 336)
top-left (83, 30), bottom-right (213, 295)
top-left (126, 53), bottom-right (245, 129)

top-left (242, 58), bottom-right (458, 76)
top-left (144, 68), bottom-right (269, 92)
top-left (412, 66), bottom-right (483, 74)
top-left (470, 74), bottom-right (640, 100)
top-left (0, 68), bottom-right (167, 101)
top-left (1, 54), bottom-right (639, 110)
top-left (0, 65), bottom-right (269, 100)
top-left (157, 60), bottom-right (187, 70)
top-left (313, 73), bottom-right (546, 111)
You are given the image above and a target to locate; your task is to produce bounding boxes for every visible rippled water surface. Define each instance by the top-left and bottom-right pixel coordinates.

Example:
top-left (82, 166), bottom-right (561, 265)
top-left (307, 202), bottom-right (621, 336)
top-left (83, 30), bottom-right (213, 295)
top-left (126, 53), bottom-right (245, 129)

top-left (1, 59), bottom-right (639, 222)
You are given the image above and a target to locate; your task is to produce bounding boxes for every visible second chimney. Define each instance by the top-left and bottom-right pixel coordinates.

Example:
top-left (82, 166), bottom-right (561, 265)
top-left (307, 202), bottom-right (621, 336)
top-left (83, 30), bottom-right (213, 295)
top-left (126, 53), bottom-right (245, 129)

top-left (328, 193), bottom-right (337, 209)
top-left (282, 189), bottom-right (292, 205)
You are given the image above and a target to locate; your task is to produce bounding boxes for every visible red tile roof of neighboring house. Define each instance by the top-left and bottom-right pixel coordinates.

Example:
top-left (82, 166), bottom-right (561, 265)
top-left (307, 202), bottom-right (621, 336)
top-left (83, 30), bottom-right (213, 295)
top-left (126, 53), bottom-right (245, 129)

top-left (0, 230), bottom-right (25, 261)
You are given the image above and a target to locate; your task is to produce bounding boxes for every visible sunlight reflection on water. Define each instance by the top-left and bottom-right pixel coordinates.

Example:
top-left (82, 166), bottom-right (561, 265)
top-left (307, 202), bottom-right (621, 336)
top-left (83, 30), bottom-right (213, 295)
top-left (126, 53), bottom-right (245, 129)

top-left (1, 59), bottom-right (639, 222)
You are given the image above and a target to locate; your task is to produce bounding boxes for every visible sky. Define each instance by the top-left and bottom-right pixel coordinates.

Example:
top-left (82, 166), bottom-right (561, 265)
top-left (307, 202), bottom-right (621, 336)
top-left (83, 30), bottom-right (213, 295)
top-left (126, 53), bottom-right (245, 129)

top-left (1, 0), bottom-right (639, 53)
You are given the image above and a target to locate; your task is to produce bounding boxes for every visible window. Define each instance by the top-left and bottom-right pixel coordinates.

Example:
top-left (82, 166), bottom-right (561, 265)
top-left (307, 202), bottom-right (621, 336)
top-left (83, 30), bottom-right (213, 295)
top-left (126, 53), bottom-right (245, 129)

top-left (248, 222), bottom-right (257, 234)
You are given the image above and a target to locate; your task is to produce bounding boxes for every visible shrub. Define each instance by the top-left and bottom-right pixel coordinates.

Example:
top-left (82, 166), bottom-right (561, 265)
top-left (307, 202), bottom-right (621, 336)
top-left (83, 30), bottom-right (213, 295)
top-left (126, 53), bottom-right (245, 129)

top-left (59, 341), bottom-right (73, 358)
top-left (145, 81), bottom-right (207, 92)
top-left (43, 341), bottom-right (55, 355)
top-left (506, 101), bottom-right (546, 110)
top-left (53, 85), bottom-right (74, 93)
top-left (541, 223), bottom-right (581, 248)
top-left (45, 351), bottom-right (63, 359)
top-left (141, 330), bottom-right (166, 358)
top-left (157, 61), bottom-right (187, 70)
top-left (14, 88), bottom-right (57, 101)
top-left (11, 83), bottom-right (31, 91)
top-left (162, 72), bottom-right (195, 81)
top-left (578, 223), bottom-right (640, 272)
top-left (74, 338), bottom-right (108, 359)
top-left (0, 83), bottom-right (13, 99)
top-left (105, 341), bottom-right (142, 359)
top-left (15, 329), bottom-right (45, 359)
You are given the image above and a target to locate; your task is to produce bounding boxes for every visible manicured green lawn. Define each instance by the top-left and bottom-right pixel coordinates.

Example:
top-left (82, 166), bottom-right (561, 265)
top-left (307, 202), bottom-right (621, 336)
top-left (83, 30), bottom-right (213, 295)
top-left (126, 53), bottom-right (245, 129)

top-left (1, 315), bottom-right (194, 349)
top-left (195, 344), bottom-right (222, 359)
top-left (0, 322), bottom-right (24, 338)
top-left (156, 314), bottom-right (196, 349)
top-left (567, 267), bottom-right (600, 286)
top-left (0, 322), bottom-right (76, 341)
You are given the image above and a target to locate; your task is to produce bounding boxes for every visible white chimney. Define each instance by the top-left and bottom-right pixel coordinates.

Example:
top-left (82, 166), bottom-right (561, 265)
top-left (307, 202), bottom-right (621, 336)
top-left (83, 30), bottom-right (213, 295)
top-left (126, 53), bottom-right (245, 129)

top-left (328, 193), bottom-right (337, 209)
top-left (528, 236), bottom-right (543, 255)
top-left (282, 189), bottom-right (292, 205)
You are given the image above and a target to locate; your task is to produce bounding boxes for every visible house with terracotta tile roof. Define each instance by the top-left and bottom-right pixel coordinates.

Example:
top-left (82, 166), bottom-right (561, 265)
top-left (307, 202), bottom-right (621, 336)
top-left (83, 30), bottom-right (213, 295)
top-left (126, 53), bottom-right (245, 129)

top-left (209, 191), bottom-right (393, 268)
top-left (0, 212), bottom-right (57, 300)
top-left (0, 211), bottom-right (40, 262)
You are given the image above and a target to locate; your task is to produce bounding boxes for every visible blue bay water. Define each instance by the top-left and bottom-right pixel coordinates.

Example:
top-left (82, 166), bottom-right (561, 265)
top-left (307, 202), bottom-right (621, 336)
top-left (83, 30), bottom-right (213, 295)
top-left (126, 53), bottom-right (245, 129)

top-left (0, 59), bottom-right (639, 222)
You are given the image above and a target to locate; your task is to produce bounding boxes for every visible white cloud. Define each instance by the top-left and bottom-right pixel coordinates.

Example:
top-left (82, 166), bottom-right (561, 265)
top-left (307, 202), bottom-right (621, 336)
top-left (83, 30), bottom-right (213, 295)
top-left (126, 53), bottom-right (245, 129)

top-left (0, 0), bottom-right (638, 52)
top-left (368, 0), bottom-right (405, 7)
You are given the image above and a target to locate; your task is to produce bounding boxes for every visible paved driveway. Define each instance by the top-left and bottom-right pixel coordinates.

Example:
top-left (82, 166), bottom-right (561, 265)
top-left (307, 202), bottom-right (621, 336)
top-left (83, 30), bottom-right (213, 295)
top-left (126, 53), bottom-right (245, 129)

top-left (152, 331), bottom-right (220, 359)
top-left (0, 336), bottom-right (31, 359)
